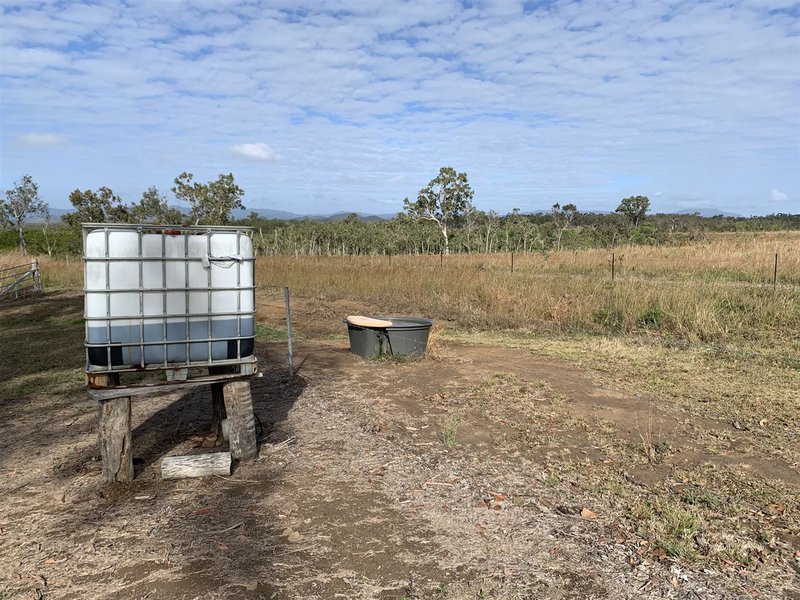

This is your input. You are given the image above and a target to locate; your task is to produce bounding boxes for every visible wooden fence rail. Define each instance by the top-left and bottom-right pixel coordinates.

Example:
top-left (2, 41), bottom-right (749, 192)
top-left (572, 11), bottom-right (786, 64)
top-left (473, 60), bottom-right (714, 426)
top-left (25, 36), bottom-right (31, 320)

top-left (0, 259), bottom-right (42, 301)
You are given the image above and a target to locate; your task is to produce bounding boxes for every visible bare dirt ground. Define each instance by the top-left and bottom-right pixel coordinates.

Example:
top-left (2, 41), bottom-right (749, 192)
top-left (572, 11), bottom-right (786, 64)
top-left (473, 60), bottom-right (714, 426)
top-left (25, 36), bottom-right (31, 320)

top-left (1, 292), bottom-right (798, 599)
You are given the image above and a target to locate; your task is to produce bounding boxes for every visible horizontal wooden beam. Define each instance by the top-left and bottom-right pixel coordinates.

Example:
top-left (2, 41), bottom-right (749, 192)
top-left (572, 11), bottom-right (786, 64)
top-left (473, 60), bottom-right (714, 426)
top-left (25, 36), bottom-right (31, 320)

top-left (86, 371), bottom-right (261, 400)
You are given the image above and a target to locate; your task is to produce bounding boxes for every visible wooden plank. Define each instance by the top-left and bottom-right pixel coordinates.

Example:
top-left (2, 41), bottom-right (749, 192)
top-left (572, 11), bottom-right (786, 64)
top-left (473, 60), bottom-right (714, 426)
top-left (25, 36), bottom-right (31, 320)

top-left (161, 452), bottom-right (232, 480)
top-left (346, 315), bottom-right (393, 328)
top-left (86, 371), bottom-right (255, 400)
top-left (222, 379), bottom-right (258, 461)
top-left (98, 395), bottom-right (133, 483)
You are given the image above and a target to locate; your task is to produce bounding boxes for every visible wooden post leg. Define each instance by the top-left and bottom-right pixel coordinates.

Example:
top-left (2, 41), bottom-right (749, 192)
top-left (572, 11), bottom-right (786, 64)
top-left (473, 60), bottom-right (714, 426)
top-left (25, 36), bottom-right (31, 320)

top-left (98, 396), bottom-right (133, 483)
top-left (222, 379), bottom-right (257, 461)
top-left (211, 382), bottom-right (227, 442)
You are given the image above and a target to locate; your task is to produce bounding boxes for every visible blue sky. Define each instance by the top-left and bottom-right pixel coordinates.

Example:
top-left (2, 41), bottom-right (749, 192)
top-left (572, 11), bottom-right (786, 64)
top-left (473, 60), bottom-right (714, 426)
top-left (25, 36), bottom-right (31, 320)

top-left (1, 0), bottom-right (798, 216)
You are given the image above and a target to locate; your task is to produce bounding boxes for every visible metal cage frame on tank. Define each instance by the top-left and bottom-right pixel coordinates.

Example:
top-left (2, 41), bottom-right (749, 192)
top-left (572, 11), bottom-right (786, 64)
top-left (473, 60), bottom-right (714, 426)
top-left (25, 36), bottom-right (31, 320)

top-left (82, 223), bottom-right (257, 383)
top-left (82, 223), bottom-right (262, 484)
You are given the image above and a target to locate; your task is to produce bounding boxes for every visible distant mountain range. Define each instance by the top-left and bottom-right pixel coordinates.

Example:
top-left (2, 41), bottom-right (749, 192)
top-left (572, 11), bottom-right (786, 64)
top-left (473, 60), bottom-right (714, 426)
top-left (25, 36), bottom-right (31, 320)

top-left (30, 207), bottom-right (398, 223)
top-left (233, 208), bottom-right (398, 222)
top-left (672, 208), bottom-right (743, 218)
top-left (45, 208), bottom-right (72, 220)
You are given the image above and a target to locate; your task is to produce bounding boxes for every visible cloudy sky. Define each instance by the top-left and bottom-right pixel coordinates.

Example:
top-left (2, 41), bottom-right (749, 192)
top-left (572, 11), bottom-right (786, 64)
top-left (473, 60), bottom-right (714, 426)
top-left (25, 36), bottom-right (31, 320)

top-left (1, 0), bottom-right (799, 216)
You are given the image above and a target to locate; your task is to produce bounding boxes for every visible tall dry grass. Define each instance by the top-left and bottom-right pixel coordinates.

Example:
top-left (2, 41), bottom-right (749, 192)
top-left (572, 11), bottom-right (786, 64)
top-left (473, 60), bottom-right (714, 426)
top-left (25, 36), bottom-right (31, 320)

top-left (254, 232), bottom-right (799, 342)
top-left (3, 232), bottom-right (798, 343)
top-left (256, 255), bottom-right (798, 343)
top-left (353, 231), bottom-right (800, 284)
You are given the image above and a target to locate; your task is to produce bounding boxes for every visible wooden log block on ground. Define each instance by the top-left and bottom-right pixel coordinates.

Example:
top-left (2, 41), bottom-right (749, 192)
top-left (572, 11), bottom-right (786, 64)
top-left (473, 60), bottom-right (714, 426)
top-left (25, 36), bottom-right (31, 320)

top-left (95, 373), bottom-right (134, 484)
top-left (98, 397), bottom-right (134, 483)
top-left (161, 452), bottom-right (232, 480)
top-left (222, 379), bottom-right (258, 461)
top-left (221, 418), bottom-right (230, 441)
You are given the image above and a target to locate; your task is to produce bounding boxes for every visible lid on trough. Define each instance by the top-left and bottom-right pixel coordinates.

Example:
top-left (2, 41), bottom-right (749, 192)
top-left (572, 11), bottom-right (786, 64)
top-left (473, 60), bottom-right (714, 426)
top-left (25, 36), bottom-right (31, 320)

top-left (346, 315), bottom-right (393, 328)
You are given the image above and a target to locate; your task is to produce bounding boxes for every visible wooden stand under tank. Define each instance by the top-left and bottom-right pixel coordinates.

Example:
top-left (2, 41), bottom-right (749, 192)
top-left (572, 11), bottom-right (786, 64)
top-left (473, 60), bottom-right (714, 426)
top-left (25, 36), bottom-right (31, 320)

top-left (87, 362), bottom-right (259, 483)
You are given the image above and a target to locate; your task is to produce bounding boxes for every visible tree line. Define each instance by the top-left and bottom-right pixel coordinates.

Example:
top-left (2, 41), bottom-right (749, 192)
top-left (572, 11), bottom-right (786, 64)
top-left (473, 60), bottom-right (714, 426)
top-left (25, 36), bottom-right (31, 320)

top-left (2, 169), bottom-right (798, 257)
top-left (236, 208), bottom-right (800, 257)
top-left (0, 171), bottom-right (244, 255)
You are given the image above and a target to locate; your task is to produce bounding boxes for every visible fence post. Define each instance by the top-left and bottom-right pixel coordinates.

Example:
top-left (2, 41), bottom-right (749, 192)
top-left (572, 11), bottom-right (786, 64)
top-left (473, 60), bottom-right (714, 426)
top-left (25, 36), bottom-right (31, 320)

top-left (611, 252), bottom-right (615, 282)
top-left (440, 251), bottom-right (443, 268)
top-left (773, 253), bottom-right (778, 290)
top-left (511, 251), bottom-right (514, 274)
top-left (284, 287), bottom-right (294, 377)
top-left (32, 259), bottom-right (41, 291)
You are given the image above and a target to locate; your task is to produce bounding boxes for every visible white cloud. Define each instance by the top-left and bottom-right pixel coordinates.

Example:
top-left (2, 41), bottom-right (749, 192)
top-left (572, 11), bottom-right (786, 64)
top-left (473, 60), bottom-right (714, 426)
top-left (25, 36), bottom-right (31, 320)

top-left (771, 188), bottom-right (788, 202)
top-left (230, 143), bottom-right (279, 161)
top-left (17, 133), bottom-right (68, 146)
top-left (0, 1), bottom-right (797, 215)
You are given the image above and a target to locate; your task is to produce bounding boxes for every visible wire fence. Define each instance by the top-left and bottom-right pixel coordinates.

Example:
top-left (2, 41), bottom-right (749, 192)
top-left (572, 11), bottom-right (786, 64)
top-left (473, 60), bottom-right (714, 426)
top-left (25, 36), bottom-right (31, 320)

top-left (256, 285), bottom-right (295, 377)
top-left (258, 250), bottom-right (798, 289)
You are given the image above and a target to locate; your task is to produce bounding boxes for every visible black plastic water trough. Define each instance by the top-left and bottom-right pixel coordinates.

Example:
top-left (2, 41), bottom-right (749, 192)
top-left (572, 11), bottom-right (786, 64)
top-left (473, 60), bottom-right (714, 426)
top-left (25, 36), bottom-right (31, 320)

top-left (346, 316), bottom-right (432, 358)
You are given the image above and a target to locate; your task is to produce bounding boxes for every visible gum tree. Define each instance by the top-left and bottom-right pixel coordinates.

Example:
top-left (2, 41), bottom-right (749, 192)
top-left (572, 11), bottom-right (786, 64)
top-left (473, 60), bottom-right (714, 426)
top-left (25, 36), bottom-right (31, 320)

top-left (403, 166), bottom-right (474, 255)
top-left (0, 174), bottom-right (49, 254)
top-left (63, 186), bottom-right (130, 227)
top-left (616, 195), bottom-right (650, 228)
top-left (132, 186), bottom-right (182, 224)
top-left (172, 172), bottom-right (245, 225)
top-left (551, 202), bottom-right (578, 250)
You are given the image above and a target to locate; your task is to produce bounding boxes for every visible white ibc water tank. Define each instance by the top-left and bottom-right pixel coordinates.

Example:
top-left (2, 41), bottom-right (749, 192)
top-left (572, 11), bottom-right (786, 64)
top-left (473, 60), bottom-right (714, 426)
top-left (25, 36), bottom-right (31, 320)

top-left (83, 224), bottom-right (255, 371)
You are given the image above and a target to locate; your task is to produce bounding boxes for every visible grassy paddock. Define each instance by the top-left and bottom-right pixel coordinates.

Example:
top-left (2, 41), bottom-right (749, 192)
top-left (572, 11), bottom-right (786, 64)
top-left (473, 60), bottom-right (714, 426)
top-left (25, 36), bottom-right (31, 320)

top-left (359, 231), bottom-right (799, 285)
top-left (254, 232), bottom-right (799, 344)
top-left (258, 260), bottom-right (798, 341)
top-left (3, 232), bottom-right (798, 344)
top-left (1, 234), bottom-right (798, 590)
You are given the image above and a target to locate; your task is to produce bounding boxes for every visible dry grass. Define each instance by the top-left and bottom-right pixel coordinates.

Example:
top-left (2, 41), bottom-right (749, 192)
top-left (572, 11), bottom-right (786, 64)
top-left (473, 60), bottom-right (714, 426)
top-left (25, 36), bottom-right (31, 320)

top-left (264, 231), bottom-right (799, 283)
top-left (251, 234), bottom-right (799, 343)
top-left (3, 232), bottom-right (798, 344)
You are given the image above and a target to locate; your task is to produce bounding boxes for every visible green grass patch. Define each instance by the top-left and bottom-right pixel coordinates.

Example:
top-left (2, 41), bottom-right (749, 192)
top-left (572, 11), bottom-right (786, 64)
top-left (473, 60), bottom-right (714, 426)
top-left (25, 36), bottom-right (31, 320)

top-left (633, 498), bottom-right (702, 561)
top-left (0, 316), bottom-right (84, 330)
top-left (369, 352), bottom-right (427, 364)
top-left (679, 486), bottom-right (721, 510)
top-left (255, 322), bottom-right (302, 342)
top-left (438, 413), bottom-right (463, 448)
top-left (637, 306), bottom-right (667, 328)
top-left (0, 368), bottom-right (85, 400)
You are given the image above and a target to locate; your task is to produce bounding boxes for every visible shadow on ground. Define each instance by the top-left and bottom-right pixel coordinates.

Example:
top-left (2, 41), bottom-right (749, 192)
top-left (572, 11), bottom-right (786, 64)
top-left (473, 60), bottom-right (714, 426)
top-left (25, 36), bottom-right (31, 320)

top-left (0, 291), bottom-right (310, 599)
